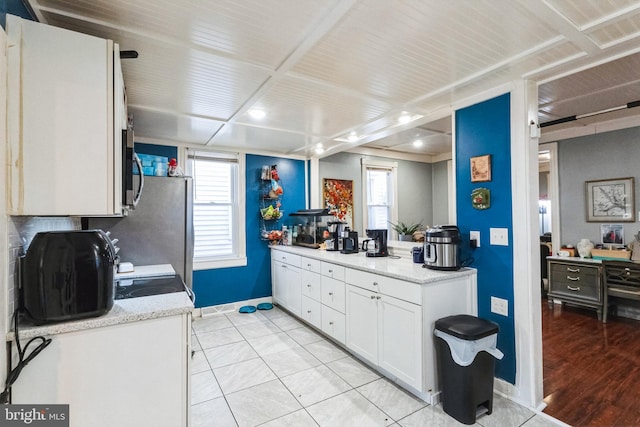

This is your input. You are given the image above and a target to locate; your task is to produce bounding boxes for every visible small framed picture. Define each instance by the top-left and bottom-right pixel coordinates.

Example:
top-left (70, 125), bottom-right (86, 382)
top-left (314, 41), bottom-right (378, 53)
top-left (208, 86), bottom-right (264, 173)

top-left (601, 224), bottom-right (624, 245)
top-left (585, 177), bottom-right (635, 222)
top-left (470, 155), bottom-right (491, 182)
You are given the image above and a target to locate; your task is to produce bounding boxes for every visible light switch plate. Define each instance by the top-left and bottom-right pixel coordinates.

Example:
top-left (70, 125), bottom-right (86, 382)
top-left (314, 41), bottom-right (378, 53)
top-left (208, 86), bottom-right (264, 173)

top-left (490, 228), bottom-right (509, 246)
top-left (470, 231), bottom-right (480, 247)
top-left (491, 296), bottom-right (508, 316)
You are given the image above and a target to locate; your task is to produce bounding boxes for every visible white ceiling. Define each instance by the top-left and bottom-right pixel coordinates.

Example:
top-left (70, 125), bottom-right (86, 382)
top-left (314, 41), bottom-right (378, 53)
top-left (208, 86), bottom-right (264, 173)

top-left (25, 0), bottom-right (640, 159)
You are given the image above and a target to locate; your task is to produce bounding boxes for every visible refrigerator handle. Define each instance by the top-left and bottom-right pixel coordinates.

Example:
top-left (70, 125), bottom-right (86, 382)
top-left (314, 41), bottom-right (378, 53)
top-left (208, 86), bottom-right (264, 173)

top-left (132, 153), bottom-right (144, 208)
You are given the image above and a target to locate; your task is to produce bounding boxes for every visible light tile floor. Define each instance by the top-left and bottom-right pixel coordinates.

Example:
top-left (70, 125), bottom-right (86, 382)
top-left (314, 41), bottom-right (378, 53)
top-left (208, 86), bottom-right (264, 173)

top-left (191, 306), bottom-right (561, 427)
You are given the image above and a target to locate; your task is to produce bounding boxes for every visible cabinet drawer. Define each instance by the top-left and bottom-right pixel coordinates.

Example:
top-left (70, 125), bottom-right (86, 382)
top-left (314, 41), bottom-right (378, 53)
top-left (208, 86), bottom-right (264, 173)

top-left (321, 277), bottom-right (346, 313)
top-left (321, 305), bottom-right (346, 344)
top-left (321, 262), bottom-right (345, 281)
top-left (345, 269), bottom-right (421, 305)
top-left (301, 296), bottom-right (321, 329)
top-left (301, 270), bottom-right (321, 301)
top-left (301, 257), bottom-right (321, 273)
top-left (273, 251), bottom-right (301, 268)
top-left (320, 276), bottom-right (346, 313)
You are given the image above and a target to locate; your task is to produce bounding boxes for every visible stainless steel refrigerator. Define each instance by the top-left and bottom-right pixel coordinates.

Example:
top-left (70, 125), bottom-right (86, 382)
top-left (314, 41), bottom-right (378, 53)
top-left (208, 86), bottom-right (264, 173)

top-left (87, 176), bottom-right (194, 288)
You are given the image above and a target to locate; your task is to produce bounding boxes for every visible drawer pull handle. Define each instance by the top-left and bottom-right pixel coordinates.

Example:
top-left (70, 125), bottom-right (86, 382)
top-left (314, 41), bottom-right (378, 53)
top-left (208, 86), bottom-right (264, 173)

top-left (329, 321), bottom-right (334, 325)
top-left (328, 269), bottom-right (333, 273)
top-left (370, 295), bottom-right (376, 299)
top-left (329, 292), bottom-right (334, 296)
top-left (373, 282), bottom-right (378, 286)
top-left (567, 276), bottom-right (580, 281)
top-left (307, 310), bottom-right (312, 314)
top-left (567, 285), bottom-right (581, 292)
top-left (307, 284), bottom-right (311, 288)
top-left (567, 267), bottom-right (580, 273)
top-left (307, 263), bottom-right (311, 267)
top-left (376, 296), bottom-right (381, 300)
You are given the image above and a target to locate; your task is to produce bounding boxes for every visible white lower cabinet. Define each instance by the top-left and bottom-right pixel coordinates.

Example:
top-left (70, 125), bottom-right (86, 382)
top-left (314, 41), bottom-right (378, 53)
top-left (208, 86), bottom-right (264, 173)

top-left (346, 284), bottom-right (423, 390)
top-left (377, 293), bottom-right (422, 389)
top-left (11, 314), bottom-right (191, 427)
top-left (345, 284), bottom-right (378, 363)
top-left (272, 259), bottom-right (301, 316)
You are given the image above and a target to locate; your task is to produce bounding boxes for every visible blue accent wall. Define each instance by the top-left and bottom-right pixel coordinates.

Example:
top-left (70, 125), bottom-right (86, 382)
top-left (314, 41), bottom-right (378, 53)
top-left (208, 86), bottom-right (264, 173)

top-left (1, 1), bottom-right (35, 28)
top-left (455, 93), bottom-right (516, 383)
top-left (134, 142), bottom-right (178, 160)
top-left (193, 154), bottom-right (306, 307)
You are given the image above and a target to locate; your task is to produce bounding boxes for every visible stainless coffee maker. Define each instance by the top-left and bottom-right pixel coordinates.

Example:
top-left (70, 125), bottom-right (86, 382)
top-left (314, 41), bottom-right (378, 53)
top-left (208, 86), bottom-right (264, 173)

top-left (362, 229), bottom-right (388, 257)
top-left (325, 221), bottom-right (346, 251)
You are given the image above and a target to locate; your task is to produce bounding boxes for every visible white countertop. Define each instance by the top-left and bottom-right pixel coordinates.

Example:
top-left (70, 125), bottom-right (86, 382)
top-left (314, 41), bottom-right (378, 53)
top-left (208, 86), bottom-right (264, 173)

top-left (271, 245), bottom-right (475, 284)
top-left (9, 292), bottom-right (193, 341)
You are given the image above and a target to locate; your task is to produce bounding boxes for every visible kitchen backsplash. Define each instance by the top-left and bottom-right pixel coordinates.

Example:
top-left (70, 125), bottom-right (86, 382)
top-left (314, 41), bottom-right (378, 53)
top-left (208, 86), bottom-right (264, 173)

top-left (7, 216), bottom-right (80, 330)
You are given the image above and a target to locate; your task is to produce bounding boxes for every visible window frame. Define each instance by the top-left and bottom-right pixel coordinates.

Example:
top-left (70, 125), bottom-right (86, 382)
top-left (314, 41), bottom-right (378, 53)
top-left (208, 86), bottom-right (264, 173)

top-left (361, 158), bottom-right (398, 236)
top-left (185, 148), bottom-right (246, 270)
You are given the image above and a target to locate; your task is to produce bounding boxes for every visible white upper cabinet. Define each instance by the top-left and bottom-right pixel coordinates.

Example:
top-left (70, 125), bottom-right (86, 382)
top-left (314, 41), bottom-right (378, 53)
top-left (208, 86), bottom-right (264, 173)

top-left (6, 15), bottom-right (124, 216)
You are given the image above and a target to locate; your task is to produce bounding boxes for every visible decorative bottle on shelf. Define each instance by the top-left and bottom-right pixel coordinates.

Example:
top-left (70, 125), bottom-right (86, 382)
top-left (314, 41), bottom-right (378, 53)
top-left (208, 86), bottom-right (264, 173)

top-left (577, 239), bottom-right (594, 258)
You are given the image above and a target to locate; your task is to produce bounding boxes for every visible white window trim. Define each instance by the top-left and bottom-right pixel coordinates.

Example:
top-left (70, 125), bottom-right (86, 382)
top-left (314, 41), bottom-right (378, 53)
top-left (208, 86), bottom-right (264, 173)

top-left (185, 147), bottom-right (247, 270)
top-left (361, 158), bottom-right (398, 235)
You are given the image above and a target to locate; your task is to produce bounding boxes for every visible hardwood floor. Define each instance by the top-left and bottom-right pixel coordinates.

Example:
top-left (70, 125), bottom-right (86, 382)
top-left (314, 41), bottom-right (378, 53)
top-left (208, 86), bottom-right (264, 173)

top-left (542, 299), bottom-right (640, 427)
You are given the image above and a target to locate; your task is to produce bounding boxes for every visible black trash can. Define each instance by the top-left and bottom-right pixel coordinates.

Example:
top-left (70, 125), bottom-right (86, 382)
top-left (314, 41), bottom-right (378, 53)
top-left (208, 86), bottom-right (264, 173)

top-left (434, 314), bottom-right (503, 425)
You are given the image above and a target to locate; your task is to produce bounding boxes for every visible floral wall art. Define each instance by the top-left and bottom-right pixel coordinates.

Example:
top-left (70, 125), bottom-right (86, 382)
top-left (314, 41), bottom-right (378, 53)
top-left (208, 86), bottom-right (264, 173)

top-left (323, 178), bottom-right (354, 228)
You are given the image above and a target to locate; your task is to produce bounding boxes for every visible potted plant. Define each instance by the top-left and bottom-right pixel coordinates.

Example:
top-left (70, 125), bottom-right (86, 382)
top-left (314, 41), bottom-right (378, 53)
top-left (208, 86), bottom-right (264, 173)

top-left (389, 221), bottom-right (423, 241)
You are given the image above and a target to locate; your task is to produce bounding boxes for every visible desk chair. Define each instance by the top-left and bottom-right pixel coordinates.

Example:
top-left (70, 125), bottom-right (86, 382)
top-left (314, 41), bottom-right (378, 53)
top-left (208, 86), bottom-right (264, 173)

top-left (602, 260), bottom-right (640, 323)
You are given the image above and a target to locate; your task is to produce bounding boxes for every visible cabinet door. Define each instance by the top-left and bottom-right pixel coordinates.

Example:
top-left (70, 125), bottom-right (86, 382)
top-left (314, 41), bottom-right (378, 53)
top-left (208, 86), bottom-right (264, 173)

top-left (272, 260), bottom-right (288, 307)
top-left (6, 16), bottom-right (119, 216)
top-left (378, 295), bottom-right (422, 389)
top-left (345, 285), bottom-right (378, 364)
top-left (12, 315), bottom-right (190, 427)
top-left (285, 265), bottom-right (301, 317)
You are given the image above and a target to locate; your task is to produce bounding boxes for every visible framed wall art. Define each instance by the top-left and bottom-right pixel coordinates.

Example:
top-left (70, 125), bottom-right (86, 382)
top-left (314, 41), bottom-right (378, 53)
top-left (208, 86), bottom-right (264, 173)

top-left (470, 154), bottom-right (491, 182)
top-left (586, 177), bottom-right (635, 222)
top-left (322, 178), bottom-right (354, 228)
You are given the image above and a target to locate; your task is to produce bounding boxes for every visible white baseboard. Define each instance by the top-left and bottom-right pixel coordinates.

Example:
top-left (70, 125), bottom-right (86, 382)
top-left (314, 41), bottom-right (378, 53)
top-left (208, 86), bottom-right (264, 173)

top-left (197, 297), bottom-right (274, 318)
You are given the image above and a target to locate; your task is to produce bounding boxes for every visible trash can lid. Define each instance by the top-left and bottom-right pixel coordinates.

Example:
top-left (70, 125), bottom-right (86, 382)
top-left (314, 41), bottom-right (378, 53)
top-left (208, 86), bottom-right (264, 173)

top-left (434, 314), bottom-right (499, 340)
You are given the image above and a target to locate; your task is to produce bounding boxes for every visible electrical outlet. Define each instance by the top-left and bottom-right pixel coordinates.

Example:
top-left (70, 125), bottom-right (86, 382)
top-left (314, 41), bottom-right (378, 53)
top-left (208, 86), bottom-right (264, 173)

top-left (490, 228), bottom-right (509, 246)
top-left (470, 231), bottom-right (480, 248)
top-left (491, 296), bottom-right (508, 316)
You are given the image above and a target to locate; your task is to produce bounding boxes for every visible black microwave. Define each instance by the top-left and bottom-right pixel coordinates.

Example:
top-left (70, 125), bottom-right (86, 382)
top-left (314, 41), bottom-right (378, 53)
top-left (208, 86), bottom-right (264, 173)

top-left (19, 230), bottom-right (118, 325)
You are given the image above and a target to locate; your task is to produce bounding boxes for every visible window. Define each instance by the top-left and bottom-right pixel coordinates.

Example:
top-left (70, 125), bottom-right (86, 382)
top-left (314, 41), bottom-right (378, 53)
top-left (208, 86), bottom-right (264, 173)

top-left (187, 150), bottom-right (246, 269)
top-left (362, 159), bottom-right (398, 234)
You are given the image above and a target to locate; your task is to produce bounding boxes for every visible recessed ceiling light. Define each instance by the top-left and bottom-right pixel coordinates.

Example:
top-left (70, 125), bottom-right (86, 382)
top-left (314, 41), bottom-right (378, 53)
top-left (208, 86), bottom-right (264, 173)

top-left (398, 112), bottom-right (412, 124)
top-left (248, 109), bottom-right (266, 119)
top-left (315, 143), bottom-right (325, 155)
top-left (413, 139), bottom-right (424, 148)
top-left (347, 132), bottom-right (359, 142)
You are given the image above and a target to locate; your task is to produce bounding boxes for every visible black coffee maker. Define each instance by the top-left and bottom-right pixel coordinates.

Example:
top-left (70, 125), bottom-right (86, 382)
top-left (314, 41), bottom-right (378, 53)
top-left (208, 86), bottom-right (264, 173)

top-left (339, 227), bottom-right (359, 254)
top-left (325, 221), bottom-right (346, 251)
top-left (363, 229), bottom-right (388, 257)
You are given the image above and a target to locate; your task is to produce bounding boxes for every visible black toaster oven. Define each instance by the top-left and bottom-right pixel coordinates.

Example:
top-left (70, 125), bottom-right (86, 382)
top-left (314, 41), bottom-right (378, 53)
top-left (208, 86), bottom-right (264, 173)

top-left (19, 230), bottom-right (118, 325)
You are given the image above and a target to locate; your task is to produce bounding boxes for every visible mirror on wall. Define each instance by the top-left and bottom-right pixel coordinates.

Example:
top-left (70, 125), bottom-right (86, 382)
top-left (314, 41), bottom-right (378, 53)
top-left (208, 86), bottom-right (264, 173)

top-left (318, 117), bottom-right (453, 237)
